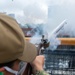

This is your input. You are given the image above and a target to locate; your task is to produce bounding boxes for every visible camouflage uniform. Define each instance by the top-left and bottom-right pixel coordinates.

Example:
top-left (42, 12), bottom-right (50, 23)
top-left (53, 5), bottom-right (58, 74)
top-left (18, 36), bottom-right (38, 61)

top-left (0, 72), bottom-right (4, 75)
top-left (35, 70), bottom-right (50, 75)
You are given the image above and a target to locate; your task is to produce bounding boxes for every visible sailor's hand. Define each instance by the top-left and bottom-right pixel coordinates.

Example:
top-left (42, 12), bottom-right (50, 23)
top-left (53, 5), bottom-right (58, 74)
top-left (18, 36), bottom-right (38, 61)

top-left (31, 55), bottom-right (44, 74)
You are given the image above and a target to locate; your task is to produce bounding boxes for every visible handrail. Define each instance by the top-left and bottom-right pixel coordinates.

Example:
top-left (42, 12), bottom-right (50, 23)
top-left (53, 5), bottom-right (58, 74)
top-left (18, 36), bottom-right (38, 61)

top-left (25, 37), bottom-right (75, 45)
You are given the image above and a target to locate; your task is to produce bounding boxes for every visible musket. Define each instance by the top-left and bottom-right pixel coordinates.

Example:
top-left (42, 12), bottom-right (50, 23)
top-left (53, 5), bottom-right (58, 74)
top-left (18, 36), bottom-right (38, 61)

top-left (23, 63), bottom-right (32, 75)
top-left (23, 35), bottom-right (50, 75)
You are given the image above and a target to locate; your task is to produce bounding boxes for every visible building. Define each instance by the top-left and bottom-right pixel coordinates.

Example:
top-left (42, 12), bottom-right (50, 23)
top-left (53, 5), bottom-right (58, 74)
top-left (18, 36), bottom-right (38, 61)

top-left (8, 14), bottom-right (15, 19)
top-left (21, 27), bottom-right (33, 37)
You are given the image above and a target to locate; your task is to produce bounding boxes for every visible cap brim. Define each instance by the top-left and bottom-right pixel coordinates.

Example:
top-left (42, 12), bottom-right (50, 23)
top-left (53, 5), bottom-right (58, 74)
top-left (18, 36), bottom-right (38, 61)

top-left (18, 40), bottom-right (37, 63)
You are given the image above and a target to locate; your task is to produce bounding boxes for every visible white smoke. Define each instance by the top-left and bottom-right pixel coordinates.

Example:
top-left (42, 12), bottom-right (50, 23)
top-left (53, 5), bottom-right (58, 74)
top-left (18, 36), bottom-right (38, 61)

top-left (47, 20), bottom-right (67, 50)
top-left (30, 33), bottom-right (41, 46)
top-left (0, 0), bottom-right (75, 49)
top-left (49, 35), bottom-right (61, 50)
top-left (24, 2), bottom-right (48, 24)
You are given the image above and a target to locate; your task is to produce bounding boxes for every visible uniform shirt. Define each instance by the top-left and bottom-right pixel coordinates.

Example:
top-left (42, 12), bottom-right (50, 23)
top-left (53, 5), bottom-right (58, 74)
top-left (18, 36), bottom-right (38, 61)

top-left (35, 70), bottom-right (49, 75)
